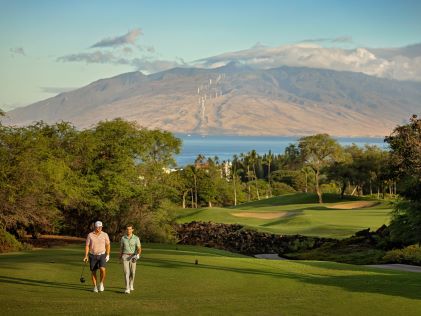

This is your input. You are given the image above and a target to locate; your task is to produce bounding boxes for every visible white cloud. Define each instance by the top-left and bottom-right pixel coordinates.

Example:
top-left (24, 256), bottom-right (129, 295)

top-left (195, 42), bottom-right (421, 81)
top-left (91, 28), bottom-right (143, 48)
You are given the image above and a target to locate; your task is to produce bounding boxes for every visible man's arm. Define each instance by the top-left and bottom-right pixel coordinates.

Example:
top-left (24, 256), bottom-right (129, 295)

top-left (84, 237), bottom-right (90, 262)
top-left (106, 242), bottom-right (110, 256)
top-left (137, 238), bottom-right (142, 256)
top-left (105, 233), bottom-right (111, 262)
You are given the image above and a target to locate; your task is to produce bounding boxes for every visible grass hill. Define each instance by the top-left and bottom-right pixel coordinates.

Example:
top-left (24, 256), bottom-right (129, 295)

top-left (175, 193), bottom-right (392, 238)
top-left (1, 243), bottom-right (421, 315)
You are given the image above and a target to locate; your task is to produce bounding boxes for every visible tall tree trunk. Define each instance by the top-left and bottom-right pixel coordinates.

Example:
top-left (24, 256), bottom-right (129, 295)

top-left (315, 170), bottom-right (323, 203)
top-left (191, 189), bottom-right (194, 208)
top-left (247, 165), bottom-right (251, 201)
top-left (253, 165), bottom-right (260, 200)
top-left (369, 180), bottom-right (372, 195)
top-left (268, 162), bottom-right (272, 197)
top-left (233, 173), bottom-right (237, 206)
top-left (194, 174), bottom-right (198, 208)
top-left (340, 182), bottom-right (346, 199)
top-left (305, 172), bottom-right (308, 193)
top-left (182, 190), bottom-right (188, 208)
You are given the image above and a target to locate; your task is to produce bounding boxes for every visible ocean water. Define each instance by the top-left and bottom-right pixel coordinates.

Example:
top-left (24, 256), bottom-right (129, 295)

top-left (174, 134), bottom-right (387, 166)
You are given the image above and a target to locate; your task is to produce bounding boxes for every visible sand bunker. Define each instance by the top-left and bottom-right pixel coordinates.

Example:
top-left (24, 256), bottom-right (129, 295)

top-left (231, 212), bottom-right (288, 219)
top-left (328, 201), bottom-right (379, 209)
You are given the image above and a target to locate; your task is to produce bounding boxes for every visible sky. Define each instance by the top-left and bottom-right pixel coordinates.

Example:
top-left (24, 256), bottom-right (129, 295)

top-left (1, 0), bottom-right (421, 110)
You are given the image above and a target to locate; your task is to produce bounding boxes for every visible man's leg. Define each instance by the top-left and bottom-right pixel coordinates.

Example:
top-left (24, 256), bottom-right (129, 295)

top-left (123, 255), bottom-right (131, 293)
top-left (129, 259), bottom-right (137, 291)
top-left (89, 254), bottom-right (99, 292)
top-left (99, 267), bottom-right (106, 284)
top-left (98, 254), bottom-right (107, 291)
top-left (91, 271), bottom-right (97, 286)
top-left (91, 271), bottom-right (98, 292)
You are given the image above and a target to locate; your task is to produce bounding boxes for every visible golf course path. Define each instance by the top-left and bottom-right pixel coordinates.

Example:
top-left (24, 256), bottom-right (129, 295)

top-left (367, 264), bottom-right (421, 273)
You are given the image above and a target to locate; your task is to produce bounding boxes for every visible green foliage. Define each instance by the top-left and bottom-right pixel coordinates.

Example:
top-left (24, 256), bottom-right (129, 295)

top-left (383, 244), bottom-right (421, 265)
top-left (386, 115), bottom-right (421, 244)
top-left (271, 182), bottom-right (296, 195)
top-left (299, 134), bottom-right (344, 203)
top-left (0, 119), bottom-right (181, 241)
top-left (271, 169), bottom-right (306, 191)
top-left (320, 182), bottom-right (339, 194)
top-left (0, 228), bottom-right (23, 253)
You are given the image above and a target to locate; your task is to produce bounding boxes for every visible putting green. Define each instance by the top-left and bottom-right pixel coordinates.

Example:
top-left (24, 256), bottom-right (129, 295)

top-left (176, 193), bottom-right (392, 238)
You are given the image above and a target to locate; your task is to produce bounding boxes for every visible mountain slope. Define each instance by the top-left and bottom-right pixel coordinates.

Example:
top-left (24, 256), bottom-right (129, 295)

top-left (3, 65), bottom-right (421, 136)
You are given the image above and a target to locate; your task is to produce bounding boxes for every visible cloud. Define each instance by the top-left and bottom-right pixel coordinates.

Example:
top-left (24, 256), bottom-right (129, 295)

top-left (57, 51), bottom-right (116, 63)
top-left (57, 50), bottom-right (184, 73)
top-left (370, 43), bottom-right (421, 59)
top-left (194, 42), bottom-right (421, 81)
top-left (91, 28), bottom-right (143, 48)
top-left (300, 36), bottom-right (353, 44)
top-left (9, 47), bottom-right (26, 56)
top-left (131, 57), bottom-right (184, 73)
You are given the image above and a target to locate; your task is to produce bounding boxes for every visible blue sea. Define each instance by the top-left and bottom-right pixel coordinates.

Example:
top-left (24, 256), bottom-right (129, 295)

top-left (174, 134), bottom-right (387, 166)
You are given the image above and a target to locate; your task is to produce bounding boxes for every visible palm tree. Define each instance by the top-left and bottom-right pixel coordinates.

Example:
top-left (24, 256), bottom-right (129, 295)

top-left (263, 150), bottom-right (273, 197)
top-left (240, 153), bottom-right (251, 201)
top-left (249, 150), bottom-right (260, 200)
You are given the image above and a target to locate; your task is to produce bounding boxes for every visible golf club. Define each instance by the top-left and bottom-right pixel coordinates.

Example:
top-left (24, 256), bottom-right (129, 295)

top-left (80, 261), bottom-right (86, 283)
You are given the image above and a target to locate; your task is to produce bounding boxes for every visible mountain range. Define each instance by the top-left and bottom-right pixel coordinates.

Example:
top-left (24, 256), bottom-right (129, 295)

top-left (3, 63), bottom-right (421, 137)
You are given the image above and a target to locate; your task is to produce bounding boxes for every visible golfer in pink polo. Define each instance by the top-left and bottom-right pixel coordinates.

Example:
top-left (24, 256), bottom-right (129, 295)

top-left (83, 221), bottom-right (110, 293)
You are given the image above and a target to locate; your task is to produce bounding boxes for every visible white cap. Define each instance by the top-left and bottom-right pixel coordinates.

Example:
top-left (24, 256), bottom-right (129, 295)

top-left (94, 221), bottom-right (103, 227)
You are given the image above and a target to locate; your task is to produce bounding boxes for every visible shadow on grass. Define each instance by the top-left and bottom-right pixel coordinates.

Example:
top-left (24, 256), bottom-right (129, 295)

top-left (260, 211), bottom-right (303, 227)
top-left (140, 257), bottom-right (421, 300)
top-left (0, 275), bottom-right (121, 293)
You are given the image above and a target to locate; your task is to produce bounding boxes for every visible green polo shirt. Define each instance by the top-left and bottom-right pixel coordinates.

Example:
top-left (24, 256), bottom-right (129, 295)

top-left (120, 234), bottom-right (141, 254)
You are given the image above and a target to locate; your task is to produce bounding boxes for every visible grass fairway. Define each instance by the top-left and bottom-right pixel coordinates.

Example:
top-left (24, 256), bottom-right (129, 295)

top-left (176, 193), bottom-right (392, 238)
top-left (1, 243), bottom-right (421, 316)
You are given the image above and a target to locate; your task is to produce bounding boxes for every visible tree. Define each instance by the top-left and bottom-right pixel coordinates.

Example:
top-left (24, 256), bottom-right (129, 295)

top-left (262, 150), bottom-right (274, 197)
top-left (248, 150), bottom-right (260, 200)
top-left (299, 134), bottom-right (343, 203)
top-left (386, 115), bottom-right (421, 243)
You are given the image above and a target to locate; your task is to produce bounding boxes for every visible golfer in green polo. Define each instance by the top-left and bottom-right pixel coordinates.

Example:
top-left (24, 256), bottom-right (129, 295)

top-left (119, 224), bottom-right (142, 294)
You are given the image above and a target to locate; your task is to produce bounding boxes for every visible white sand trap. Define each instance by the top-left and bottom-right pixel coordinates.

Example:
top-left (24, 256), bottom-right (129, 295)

top-left (328, 201), bottom-right (379, 209)
top-left (231, 212), bottom-right (288, 219)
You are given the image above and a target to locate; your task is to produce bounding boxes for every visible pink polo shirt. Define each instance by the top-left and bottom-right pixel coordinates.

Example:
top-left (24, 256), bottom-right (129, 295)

top-left (86, 231), bottom-right (110, 255)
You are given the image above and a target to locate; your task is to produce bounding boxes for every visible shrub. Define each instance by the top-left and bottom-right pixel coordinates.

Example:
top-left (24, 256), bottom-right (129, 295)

top-left (383, 244), bottom-right (421, 265)
top-left (271, 182), bottom-right (296, 195)
top-left (0, 228), bottom-right (23, 253)
top-left (321, 182), bottom-right (339, 194)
